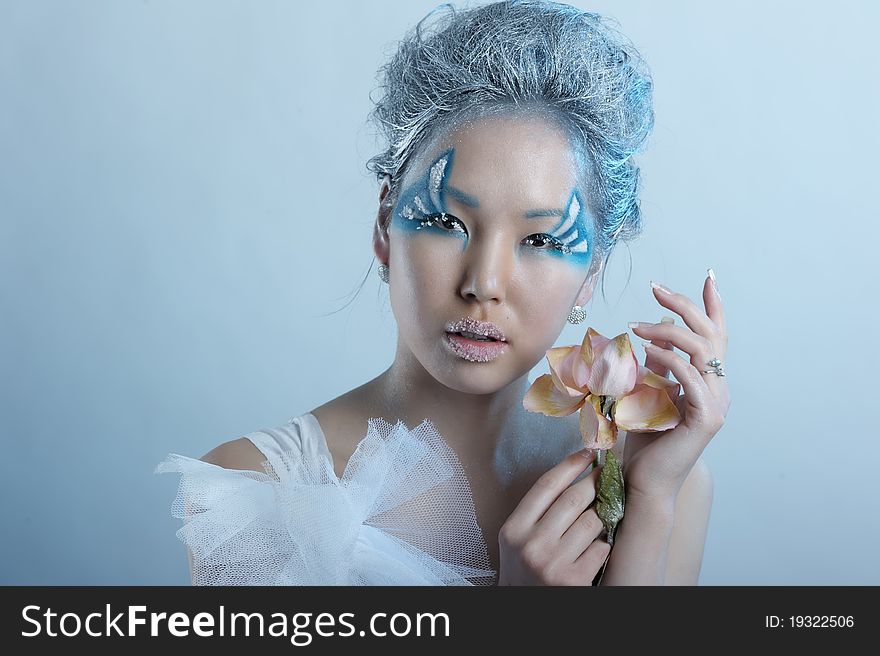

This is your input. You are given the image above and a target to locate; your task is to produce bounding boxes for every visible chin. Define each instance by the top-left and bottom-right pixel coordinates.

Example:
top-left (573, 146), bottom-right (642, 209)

top-left (428, 360), bottom-right (520, 397)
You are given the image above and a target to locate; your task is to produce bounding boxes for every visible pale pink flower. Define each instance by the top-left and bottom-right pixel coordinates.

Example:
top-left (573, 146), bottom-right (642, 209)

top-left (524, 328), bottom-right (682, 449)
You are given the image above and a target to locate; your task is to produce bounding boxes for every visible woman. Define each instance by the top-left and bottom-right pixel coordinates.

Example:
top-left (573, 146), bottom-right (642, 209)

top-left (158, 0), bottom-right (729, 586)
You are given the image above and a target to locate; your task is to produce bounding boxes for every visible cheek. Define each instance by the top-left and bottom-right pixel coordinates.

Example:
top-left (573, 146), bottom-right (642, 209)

top-left (390, 231), bottom-right (464, 287)
top-left (514, 253), bottom-right (585, 301)
top-left (511, 259), bottom-right (586, 336)
top-left (387, 234), bottom-right (462, 330)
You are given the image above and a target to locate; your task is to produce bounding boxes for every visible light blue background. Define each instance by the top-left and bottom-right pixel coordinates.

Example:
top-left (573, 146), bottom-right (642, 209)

top-left (2, 0), bottom-right (877, 584)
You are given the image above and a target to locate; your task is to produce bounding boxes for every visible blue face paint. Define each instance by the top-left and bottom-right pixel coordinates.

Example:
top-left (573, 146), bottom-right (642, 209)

top-left (519, 189), bottom-right (593, 265)
top-left (543, 189), bottom-right (593, 265)
top-left (394, 149), bottom-right (593, 267)
top-left (394, 149), bottom-right (467, 240)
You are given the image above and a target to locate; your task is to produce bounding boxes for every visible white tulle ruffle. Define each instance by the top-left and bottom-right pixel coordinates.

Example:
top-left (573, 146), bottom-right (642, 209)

top-left (156, 417), bottom-right (497, 586)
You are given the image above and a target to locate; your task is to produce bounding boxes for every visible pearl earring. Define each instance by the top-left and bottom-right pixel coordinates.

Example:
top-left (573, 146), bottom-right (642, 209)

top-left (377, 263), bottom-right (389, 283)
top-left (567, 305), bottom-right (586, 324)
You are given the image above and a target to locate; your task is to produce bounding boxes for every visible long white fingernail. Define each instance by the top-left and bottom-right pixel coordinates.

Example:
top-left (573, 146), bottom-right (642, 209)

top-left (650, 280), bottom-right (672, 294)
top-left (708, 268), bottom-right (720, 297)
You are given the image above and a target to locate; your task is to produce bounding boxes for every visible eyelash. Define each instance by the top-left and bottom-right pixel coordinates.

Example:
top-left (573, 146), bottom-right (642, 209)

top-left (415, 212), bottom-right (467, 234)
top-left (415, 212), bottom-right (572, 255)
top-left (522, 233), bottom-right (572, 255)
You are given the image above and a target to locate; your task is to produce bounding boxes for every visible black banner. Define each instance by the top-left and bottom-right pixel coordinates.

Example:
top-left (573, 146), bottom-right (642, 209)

top-left (1, 586), bottom-right (873, 652)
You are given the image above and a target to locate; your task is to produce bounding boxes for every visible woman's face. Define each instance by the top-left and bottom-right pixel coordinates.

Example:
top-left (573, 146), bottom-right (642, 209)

top-left (375, 113), bottom-right (601, 395)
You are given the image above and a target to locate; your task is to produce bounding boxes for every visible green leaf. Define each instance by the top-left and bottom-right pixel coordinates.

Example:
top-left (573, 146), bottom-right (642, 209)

top-left (596, 449), bottom-right (625, 547)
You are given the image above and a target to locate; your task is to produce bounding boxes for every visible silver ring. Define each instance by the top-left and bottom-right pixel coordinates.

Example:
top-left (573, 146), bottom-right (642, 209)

top-left (703, 357), bottom-right (725, 377)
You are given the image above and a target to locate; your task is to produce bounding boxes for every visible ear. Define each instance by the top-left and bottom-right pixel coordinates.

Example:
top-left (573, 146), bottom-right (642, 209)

top-left (372, 175), bottom-right (393, 264)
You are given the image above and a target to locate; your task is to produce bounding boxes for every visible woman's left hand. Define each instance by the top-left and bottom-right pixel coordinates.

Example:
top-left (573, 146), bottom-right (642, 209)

top-left (622, 271), bottom-right (730, 502)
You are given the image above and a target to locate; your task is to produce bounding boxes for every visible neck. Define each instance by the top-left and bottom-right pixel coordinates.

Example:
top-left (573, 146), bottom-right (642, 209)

top-left (370, 347), bottom-right (532, 466)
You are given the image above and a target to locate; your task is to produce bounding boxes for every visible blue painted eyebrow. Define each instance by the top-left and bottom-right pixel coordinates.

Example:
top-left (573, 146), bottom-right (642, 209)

top-left (523, 208), bottom-right (566, 218)
top-left (446, 185), bottom-right (480, 208)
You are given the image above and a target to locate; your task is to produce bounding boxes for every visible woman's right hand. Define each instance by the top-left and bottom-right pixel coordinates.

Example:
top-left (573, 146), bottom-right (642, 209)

top-left (497, 449), bottom-right (611, 585)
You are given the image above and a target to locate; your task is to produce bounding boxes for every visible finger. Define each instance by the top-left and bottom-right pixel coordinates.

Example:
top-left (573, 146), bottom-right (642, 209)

top-left (700, 273), bottom-right (729, 404)
top-left (652, 316), bottom-right (676, 377)
top-left (704, 268), bottom-right (726, 334)
top-left (558, 506), bottom-right (605, 561)
top-left (642, 333), bottom-right (729, 418)
top-left (650, 280), bottom-right (717, 343)
top-left (643, 343), bottom-right (719, 435)
top-left (571, 537), bottom-right (611, 584)
top-left (534, 465), bottom-right (602, 539)
top-left (657, 316), bottom-right (676, 352)
top-left (629, 316), bottom-right (674, 378)
top-left (506, 448), bottom-right (597, 533)
top-left (630, 320), bottom-right (712, 366)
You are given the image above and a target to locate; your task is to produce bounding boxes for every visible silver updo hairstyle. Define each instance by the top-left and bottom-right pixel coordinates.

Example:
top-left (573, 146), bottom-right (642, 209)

top-left (327, 0), bottom-right (654, 314)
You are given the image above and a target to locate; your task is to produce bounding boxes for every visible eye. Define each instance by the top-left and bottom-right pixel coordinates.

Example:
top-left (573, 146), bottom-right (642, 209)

top-left (524, 233), bottom-right (572, 255)
top-left (417, 212), bottom-right (467, 235)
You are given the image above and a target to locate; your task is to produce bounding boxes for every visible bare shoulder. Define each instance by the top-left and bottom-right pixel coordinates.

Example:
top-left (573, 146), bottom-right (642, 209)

top-left (200, 437), bottom-right (267, 473)
top-left (199, 379), bottom-right (378, 475)
top-left (309, 391), bottom-right (377, 480)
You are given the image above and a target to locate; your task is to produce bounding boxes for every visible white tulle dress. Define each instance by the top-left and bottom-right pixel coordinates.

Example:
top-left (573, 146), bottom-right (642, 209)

top-left (156, 413), bottom-right (497, 586)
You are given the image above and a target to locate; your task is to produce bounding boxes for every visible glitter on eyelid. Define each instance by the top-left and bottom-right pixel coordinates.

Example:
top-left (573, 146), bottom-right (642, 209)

top-left (429, 155), bottom-right (448, 195)
top-left (414, 195), bottom-right (430, 214)
top-left (429, 153), bottom-right (450, 209)
top-left (394, 149), bottom-right (460, 237)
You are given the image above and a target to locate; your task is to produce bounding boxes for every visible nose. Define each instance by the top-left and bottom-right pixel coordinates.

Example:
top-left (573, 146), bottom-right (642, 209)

top-left (458, 232), bottom-right (512, 305)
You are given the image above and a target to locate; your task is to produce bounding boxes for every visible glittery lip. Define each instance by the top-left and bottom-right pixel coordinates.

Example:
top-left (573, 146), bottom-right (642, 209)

top-left (443, 332), bottom-right (508, 363)
top-left (444, 317), bottom-right (507, 342)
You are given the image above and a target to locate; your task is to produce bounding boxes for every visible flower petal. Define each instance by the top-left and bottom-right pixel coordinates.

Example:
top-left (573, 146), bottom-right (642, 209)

top-left (573, 331), bottom-right (594, 388)
top-left (561, 346), bottom-right (592, 391)
top-left (545, 346), bottom-right (582, 394)
top-left (587, 327), bottom-right (610, 354)
top-left (580, 394), bottom-right (618, 450)
top-left (587, 333), bottom-right (639, 397)
top-left (524, 374), bottom-right (587, 417)
top-left (636, 366), bottom-right (681, 395)
top-left (613, 384), bottom-right (682, 432)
